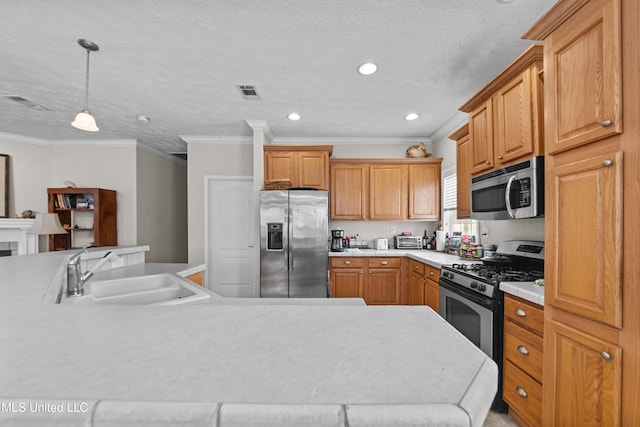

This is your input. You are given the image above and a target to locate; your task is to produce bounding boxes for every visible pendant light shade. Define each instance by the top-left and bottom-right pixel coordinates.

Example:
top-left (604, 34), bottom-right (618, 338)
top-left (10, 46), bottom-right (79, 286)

top-left (71, 38), bottom-right (100, 132)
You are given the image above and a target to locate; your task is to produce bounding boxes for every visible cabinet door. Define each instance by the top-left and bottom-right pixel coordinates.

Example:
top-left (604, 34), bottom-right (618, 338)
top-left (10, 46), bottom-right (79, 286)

top-left (264, 151), bottom-right (298, 187)
top-left (330, 268), bottom-right (364, 298)
top-left (408, 163), bottom-right (440, 220)
top-left (545, 0), bottom-right (622, 154)
top-left (366, 268), bottom-right (401, 305)
top-left (298, 151), bottom-right (329, 190)
top-left (543, 320), bottom-right (621, 426)
top-left (546, 151), bottom-right (623, 327)
top-left (410, 271), bottom-right (425, 305)
top-left (494, 68), bottom-right (535, 165)
top-left (469, 99), bottom-right (494, 174)
top-left (369, 164), bottom-right (408, 220)
top-left (456, 133), bottom-right (472, 219)
top-left (425, 279), bottom-right (439, 313)
top-left (330, 164), bottom-right (368, 220)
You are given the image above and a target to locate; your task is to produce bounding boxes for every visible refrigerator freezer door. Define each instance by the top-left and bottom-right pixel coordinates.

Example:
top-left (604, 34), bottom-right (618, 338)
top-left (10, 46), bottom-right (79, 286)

top-left (288, 190), bottom-right (328, 297)
top-left (260, 191), bottom-right (289, 297)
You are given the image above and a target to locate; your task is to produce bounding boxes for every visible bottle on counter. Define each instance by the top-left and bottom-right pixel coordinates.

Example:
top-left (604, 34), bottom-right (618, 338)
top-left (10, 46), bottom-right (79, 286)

top-left (423, 230), bottom-right (428, 249)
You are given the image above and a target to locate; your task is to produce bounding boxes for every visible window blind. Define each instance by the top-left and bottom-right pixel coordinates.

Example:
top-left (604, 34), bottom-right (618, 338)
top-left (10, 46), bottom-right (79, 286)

top-left (443, 173), bottom-right (457, 211)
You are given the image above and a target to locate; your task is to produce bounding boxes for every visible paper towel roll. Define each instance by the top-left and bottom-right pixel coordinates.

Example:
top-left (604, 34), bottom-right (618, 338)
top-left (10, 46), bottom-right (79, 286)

top-left (436, 230), bottom-right (446, 252)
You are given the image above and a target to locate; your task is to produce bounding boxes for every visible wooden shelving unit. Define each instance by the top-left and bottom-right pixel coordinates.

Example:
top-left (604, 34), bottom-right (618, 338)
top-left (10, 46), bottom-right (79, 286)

top-left (47, 187), bottom-right (117, 251)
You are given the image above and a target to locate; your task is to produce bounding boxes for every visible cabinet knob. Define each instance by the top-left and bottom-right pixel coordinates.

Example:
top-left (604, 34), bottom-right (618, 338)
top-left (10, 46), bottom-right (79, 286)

top-left (485, 160), bottom-right (490, 164)
top-left (429, 271), bottom-right (434, 276)
top-left (497, 155), bottom-right (503, 160)
top-left (517, 345), bottom-right (529, 355)
top-left (516, 386), bottom-right (528, 398)
top-left (381, 261), bottom-right (388, 265)
top-left (602, 159), bottom-right (613, 167)
top-left (415, 265), bottom-right (419, 270)
top-left (601, 119), bottom-right (613, 127)
top-left (369, 270), bottom-right (372, 274)
top-left (515, 308), bottom-right (527, 317)
top-left (344, 261), bottom-right (351, 265)
top-left (601, 351), bottom-right (612, 361)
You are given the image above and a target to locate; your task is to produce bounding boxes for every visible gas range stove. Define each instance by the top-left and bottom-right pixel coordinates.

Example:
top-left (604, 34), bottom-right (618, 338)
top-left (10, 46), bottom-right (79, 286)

top-left (440, 240), bottom-right (544, 299)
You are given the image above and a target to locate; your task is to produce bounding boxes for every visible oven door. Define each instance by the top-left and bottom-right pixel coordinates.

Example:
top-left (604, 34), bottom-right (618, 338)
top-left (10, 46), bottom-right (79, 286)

top-left (438, 279), bottom-right (494, 358)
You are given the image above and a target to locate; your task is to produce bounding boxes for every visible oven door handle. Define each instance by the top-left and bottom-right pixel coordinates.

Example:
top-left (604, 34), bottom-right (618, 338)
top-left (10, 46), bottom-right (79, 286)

top-left (439, 278), bottom-right (494, 308)
top-left (505, 175), bottom-right (516, 218)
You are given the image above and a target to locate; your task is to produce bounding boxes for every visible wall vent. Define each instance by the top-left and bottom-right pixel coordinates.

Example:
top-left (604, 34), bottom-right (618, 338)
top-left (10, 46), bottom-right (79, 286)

top-left (236, 85), bottom-right (261, 100)
top-left (2, 95), bottom-right (51, 111)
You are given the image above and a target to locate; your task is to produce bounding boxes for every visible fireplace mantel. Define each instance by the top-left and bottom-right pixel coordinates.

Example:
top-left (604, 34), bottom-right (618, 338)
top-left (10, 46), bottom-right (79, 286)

top-left (0, 218), bottom-right (38, 255)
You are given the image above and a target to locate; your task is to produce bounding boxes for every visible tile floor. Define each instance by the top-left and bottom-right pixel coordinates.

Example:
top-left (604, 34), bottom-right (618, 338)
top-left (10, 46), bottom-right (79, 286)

top-left (483, 410), bottom-right (518, 426)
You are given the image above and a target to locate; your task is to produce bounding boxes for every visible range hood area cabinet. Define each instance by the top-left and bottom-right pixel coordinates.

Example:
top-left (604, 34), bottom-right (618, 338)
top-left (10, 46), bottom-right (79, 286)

top-left (459, 44), bottom-right (545, 176)
top-left (449, 124), bottom-right (471, 219)
top-left (263, 145), bottom-right (333, 190)
top-left (329, 158), bottom-right (442, 221)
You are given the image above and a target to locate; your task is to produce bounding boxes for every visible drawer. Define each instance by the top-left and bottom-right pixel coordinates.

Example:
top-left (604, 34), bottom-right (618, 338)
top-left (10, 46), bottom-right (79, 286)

top-left (425, 265), bottom-right (440, 282)
top-left (409, 260), bottom-right (425, 275)
top-left (504, 320), bottom-right (543, 383)
top-left (504, 294), bottom-right (544, 335)
top-left (503, 360), bottom-right (542, 427)
top-left (330, 257), bottom-right (364, 268)
top-left (367, 258), bottom-right (402, 268)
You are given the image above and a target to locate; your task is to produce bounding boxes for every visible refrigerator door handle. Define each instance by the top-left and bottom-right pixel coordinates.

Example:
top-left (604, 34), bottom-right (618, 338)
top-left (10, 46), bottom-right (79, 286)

top-left (284, 208), bottom-right (290, 271)
top-left (288, 208), bottom-right (294, 270)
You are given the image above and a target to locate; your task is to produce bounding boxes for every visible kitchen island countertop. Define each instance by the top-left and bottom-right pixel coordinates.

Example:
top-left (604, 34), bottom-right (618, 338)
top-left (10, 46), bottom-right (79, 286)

top-left (0, 248), bottom-right (497, 427)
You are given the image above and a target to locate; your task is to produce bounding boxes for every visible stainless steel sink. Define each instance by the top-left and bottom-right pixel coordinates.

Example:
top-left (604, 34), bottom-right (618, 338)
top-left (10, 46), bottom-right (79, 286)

top-left (60, 273), bottom-right (211, 305)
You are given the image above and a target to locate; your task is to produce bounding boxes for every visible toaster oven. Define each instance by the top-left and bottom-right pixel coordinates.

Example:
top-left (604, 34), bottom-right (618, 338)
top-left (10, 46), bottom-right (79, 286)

top-left (394, 236), bottom-right (422, 249)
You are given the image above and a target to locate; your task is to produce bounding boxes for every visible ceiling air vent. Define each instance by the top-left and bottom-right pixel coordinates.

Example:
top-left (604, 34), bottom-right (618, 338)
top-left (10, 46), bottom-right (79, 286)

top-left (2, 95), bottom-right (51, 111)
top-left (236, 85), bottom-right (261, 100)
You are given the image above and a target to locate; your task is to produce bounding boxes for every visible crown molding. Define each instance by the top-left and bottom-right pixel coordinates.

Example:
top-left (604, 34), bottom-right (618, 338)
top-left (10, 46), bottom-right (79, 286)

top-left (429, 111), bottom-right (468, 144)
top-left (272, 136), bottom-right (432, 146)
top-left (179, 135), bottom-right (253, 145)
top-left (244, 120), bottom-right (274, 143)
top-left (0, 132), bottom-right (50, 146)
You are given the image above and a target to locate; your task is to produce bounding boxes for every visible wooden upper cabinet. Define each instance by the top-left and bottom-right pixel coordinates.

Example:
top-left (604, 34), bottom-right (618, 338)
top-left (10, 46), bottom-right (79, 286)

top-left (330, 163), bottom-right (368, 220)
top-left (469, 100), bottom-right (494, 174)
top-left (264, 145), bottom-right (332, 190)
top-left (460, 45), bottom-right (544, 174)
top-left (330, 158), bottom-right (442, 221)
top-left (538, 0), bottom-right (622, 154)
top-left (546, 151), bottom-right (623, 328)
top-left (450, 124), bottom-right (471, 219)
top-left (369, 164), bottom-right (408, 220)
top-left (408, 163), bottom-right (440, 220)
top-left (494, 66), bottom-right (543, 165)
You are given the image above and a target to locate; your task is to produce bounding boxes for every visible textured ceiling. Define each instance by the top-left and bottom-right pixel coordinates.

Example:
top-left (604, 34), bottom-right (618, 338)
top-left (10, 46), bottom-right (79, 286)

top-left (0, 0), bottom-right (555, 154)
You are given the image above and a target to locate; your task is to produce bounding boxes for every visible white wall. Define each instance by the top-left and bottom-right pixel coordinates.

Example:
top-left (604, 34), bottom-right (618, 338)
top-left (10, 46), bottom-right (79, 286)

top-left (49, 144), bottom-right (138, 246)
top-left (136, 148), bottom-right (188, 262)
top-left (186, 141), bottom-right (253, 264)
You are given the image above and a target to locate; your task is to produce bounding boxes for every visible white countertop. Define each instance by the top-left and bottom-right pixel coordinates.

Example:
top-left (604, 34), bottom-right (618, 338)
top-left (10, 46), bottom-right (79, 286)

top-left (0, 247), bottom-right (497, 427)
top-left (500, 281), bottom-right (545, 306)
top-left (330, 249), bottom-right (479, 268)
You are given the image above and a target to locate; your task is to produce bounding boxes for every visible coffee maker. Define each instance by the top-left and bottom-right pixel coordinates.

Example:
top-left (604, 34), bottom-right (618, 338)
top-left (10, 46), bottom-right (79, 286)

top-left (331, 229), bottom-right (345, 252)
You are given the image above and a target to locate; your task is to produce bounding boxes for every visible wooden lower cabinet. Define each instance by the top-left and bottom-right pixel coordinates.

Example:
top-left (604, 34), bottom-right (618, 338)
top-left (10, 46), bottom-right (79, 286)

top-left (365, 258), bottom-right (402, 305)
top-left (408, 259), bottom-right (440, 312)
top-left (503, 295), bottom-right (544, 427)
top-left (329, 258), bottom-right (364, 298)
top-left (185, 271), bottom-right (203, 286)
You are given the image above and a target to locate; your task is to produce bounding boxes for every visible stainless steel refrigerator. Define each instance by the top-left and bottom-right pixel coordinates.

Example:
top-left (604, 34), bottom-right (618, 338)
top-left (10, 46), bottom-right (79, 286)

top-left (260, 190), bottom-right (328, 298)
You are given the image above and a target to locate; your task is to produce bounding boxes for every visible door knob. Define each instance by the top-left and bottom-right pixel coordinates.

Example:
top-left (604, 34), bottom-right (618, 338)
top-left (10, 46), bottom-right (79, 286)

top-left (601, 119), bottom-right (612, 127)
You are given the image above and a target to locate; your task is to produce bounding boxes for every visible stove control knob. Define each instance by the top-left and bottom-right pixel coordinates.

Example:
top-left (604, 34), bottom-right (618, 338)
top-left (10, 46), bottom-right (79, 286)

top-left (470, 281), bottom-right (478, 289)
top-left (478, 284), bottom-right (486, 292)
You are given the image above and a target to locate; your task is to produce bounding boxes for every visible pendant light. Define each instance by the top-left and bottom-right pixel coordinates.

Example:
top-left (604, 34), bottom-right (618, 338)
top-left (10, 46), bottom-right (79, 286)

top-left (71, 39), bottom-right (100, 132)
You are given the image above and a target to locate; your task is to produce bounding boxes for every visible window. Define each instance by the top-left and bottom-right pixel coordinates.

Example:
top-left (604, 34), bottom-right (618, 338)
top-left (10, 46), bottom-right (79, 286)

top-left (442, 169), bottom-right (478, 240)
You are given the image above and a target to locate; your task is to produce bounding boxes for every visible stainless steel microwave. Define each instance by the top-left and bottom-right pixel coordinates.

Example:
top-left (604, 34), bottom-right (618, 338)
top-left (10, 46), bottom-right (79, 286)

top-left (470, 156), bottom-right (544, 220)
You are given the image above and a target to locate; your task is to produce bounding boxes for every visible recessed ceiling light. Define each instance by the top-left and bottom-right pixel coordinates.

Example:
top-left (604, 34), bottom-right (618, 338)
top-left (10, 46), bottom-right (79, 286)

top-left (405, 113), bottom-right (420, 121)
top-left (358, 63), bottom-right (378, 75)
top-left (288, 112), bottom-right (301, 121)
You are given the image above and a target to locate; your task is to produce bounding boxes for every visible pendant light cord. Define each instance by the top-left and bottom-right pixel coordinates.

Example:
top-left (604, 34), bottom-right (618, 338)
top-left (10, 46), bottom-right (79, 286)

top-left (84, 48), bottom-right (91, 111)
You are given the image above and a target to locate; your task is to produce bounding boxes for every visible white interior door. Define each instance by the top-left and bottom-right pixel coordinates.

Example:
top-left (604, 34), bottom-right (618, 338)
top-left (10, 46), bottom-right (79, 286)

top-left (206, 176), bottom-right (254, 297)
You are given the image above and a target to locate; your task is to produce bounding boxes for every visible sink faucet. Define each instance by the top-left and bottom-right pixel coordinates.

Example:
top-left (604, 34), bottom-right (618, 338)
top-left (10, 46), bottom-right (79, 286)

top-left (67, 249), bottom-right (119, 297)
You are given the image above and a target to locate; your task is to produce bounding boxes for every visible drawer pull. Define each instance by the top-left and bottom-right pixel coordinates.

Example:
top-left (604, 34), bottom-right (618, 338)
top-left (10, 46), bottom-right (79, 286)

top-left (602, 159), bottom-right (613, 167)
top-left (516, 386), bottom-right (528, 398)
top-left (497, 155), bottom-right (503, 160)
top-left (381, 261), bottom-right (388, 265)
top-left (515, 308), bottom-right (527, 317)
top-left (601, 119), bottom-right (612, 127)
top-left (517, 345), bottom-right (530, 355)
top-left (485, 160), bottom-right (490, 165)
top-left (415, 265), bottom-right (419, 270)
top-left (429, 271), bottom-right (434, 276)
top-left (344, 261), bottom-right (351, 265)
top-left (601, 351), bottom-right (612, 361)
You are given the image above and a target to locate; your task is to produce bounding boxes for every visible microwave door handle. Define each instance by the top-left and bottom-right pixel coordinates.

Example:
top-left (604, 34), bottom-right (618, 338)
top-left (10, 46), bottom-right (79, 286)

top-left (505, 175), bottom-right (516, 218)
